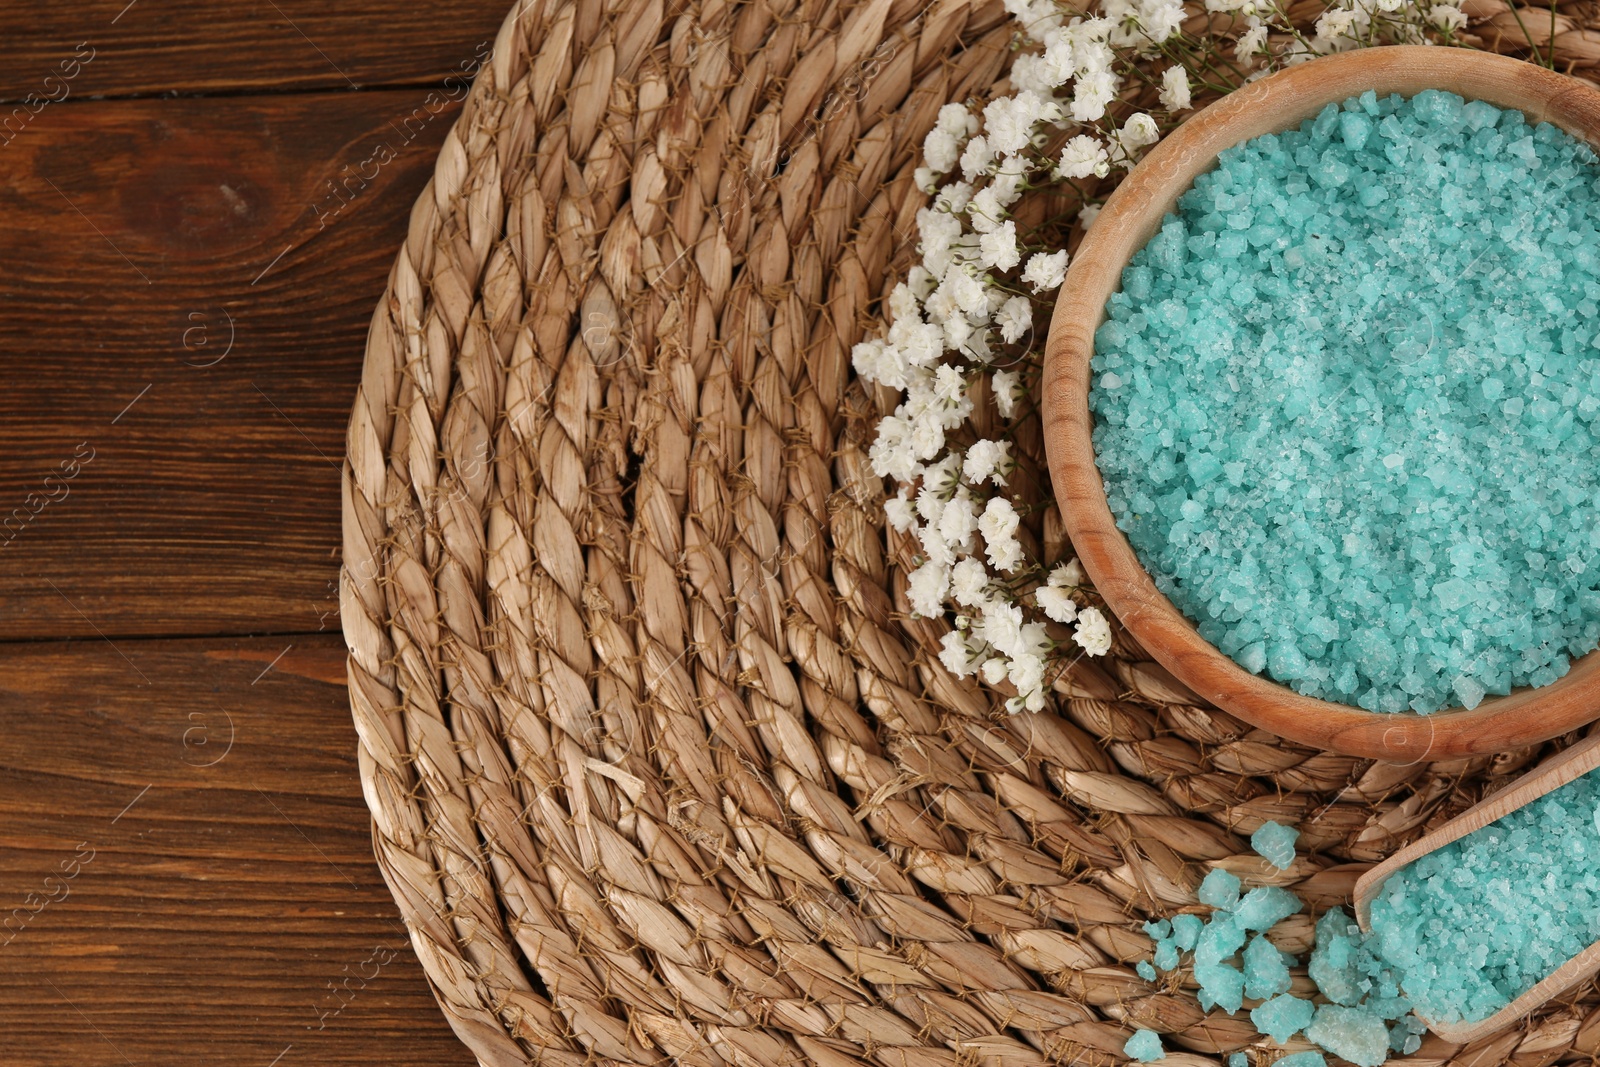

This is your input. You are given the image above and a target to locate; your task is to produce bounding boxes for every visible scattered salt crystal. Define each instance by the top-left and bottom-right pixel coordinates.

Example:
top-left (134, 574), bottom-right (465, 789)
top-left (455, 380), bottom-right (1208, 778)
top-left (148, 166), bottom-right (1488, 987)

top-left (1251, 821), bottom-right (1300, 870)
top-left (1124, 1029), bottom-right (1165, 1062)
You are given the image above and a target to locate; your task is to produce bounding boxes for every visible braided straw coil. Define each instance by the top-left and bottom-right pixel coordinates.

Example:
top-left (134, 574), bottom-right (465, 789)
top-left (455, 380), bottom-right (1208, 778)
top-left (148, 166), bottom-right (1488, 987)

top-left (341, 0), bottom-right (1600, 1064)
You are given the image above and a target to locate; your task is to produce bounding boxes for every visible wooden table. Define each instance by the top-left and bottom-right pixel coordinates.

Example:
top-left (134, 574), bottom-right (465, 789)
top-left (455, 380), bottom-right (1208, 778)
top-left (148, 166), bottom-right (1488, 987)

top-left (0, 5), bottom-right (516, 1063)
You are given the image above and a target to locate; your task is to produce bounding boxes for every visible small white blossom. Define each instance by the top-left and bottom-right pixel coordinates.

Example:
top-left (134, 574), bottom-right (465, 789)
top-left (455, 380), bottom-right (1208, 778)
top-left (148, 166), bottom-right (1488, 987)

top-left (1236, 21), bottom-right (1269, 58)
top-left (1071, 68), bottom-right (1118, 122)
top-left (888, 282), bottom-right (920, 324)
top-left (1050, 559), bottom-right (1086, 587)
top-left (1007, 651), bottom-right (1048, 711)
top-left (992, 368), bottom-right (1022, 417)
top-left (979, 221), bottom-right (1020, 272)
top-left (964, 439), bottom-right (1013, 486)
top-left (950, 557), bottom-right (989, 607)
top-left (990, 155), bottom-right (1033, 207)
top-left (1160, 66), bottom-right (1192, 111)
top-left (1121, 112), bottom-right (1161, 148)
top-left (1073, 605), bottom-right (1113, 655)
top-left (1057, 134), bottom-right (1111, 180)
top-left (923, 128), bottom-right (961, 173)
top-left (1036, 584), bottom-right (1079, 623)
top-left (959, 134), bottom-right (994, 181)
top-left (1021, 250), bottom-right (1070, 293)
top-left (1079, 203), bottom-right (1102, 230)
top-left (885, 486), bottom-right (916, 532)
top-left (908, 559), bottom-right (952, 617)
top-left (979, 496), bottom-right (1023, 572)
top-left (980, 655), bottom-right (1009, 685)
top-left (996, 298), bottom-right (1032, 346)
top-left (968, 187), bottom-right (1005, 233)
top-left (1429, 2), bottom-right (1466, 30)
top-left (939, 629), bottom-right (978, 677)
top-left (976, 600), bottom-right (1024, 657)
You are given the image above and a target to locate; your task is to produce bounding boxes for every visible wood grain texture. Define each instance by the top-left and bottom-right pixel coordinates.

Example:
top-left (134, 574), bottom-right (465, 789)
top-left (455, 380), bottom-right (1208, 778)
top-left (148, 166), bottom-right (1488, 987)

top-left (0, 1), bottom-right (507, 101)
top-left (0, 634), bottom-right (474, 1067)
top-left (1041, 46), bottom-right (1600, 761)
top-left (1353, 732), bottom-right (1600, 1042)
top-left (0, 89), bottom-right (466, 640)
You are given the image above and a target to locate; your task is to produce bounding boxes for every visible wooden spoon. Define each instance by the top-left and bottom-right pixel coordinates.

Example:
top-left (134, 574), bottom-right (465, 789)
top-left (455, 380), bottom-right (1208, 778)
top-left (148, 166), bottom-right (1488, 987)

top-left (1352, 732), bottom-right (1600, 1043)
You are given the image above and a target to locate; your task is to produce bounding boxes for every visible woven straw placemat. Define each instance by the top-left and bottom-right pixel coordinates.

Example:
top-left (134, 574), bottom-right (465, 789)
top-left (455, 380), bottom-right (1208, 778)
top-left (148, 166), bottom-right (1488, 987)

top-left (339, 0), bottom-right (1600, 1063)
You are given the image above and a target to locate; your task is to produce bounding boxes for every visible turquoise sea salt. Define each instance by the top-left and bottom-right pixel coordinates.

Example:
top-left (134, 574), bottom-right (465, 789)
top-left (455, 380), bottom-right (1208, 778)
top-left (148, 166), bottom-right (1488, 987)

top-left (1276, 1054), bottom-right (1327, 1067)
top-left (1091, 89), bottom-right (1600, 713)
top-left (1252, 821), bottom-right (1300, 870)
top-left (1125, 1028), bottom-right (1166, 1061)
top-left (1138, 812), bottom-right (1422, 1065)
top-left (1368, 764), bottom-right (1600, 1023)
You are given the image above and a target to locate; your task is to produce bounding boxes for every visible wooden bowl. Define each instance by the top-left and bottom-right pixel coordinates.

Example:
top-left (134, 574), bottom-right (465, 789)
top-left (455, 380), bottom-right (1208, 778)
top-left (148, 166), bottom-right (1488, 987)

top-left (1041, 46), bottom-right (1600, 761)
top-left (1352, 731), bottom-right (1600, 1041)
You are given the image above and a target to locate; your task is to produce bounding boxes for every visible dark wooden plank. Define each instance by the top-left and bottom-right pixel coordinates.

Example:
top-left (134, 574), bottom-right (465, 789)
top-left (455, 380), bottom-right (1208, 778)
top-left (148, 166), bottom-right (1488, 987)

top-left (0, 635), bottom-right (476, 1067)
top-left (0, 89), bottom-right (465, 639)
top-left (0, 0), bottom-right (508, 102)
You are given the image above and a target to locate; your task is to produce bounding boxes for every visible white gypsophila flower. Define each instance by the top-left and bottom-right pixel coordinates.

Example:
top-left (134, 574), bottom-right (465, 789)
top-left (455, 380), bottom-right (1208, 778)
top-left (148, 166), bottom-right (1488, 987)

top-left (1315, 7), bottom-right (1363, 49)
top-left (885, 486), bottom-right (916, 532)
top-left (917, 206), bottom-right (963, 271)
top-left (1022, 250), bottom-right (1070, 293)
top-left (1429, 3), bottom-right (1466, 30)
top-left (938, 488), bottom-right (980, 549)
top-left (1050, 559), bottom-right (1086, 587)
top-left (914, 167), bottom-right (938, 194)
top-left (908, 410), bottom-right (947, 464)
top-left (984, 92), bottom-right (1042, 157)
top-left (867, 415), bottom-right (918, 481)
top-left (980, 656), bottom-right (1009, 685)
top-left (1236, 21), bottom-right (1269, 59)
top-left (1121, 112), bottom-right (1161, 148)
top-left (959, 134), bottom-right (995, 181)
top-left (992, 367), bottom-right (1022, 417)
top-left (996, 298), bottom-right (1032, 346)
top-left (1160, 66), bottom-right (1192, 111)
top-left (979, 221), bottom-right (1021, 272)
top-left (907, 265), bottom-right (936, 300)
top-left (976, 599), bottom-right (1025, 656)
top-left (1007, 652), bottom-right (1048, 712)
top-left (946, 268), bottom-right (989, 316)
top-left (923, 128), bottom-right (961, 173)
top-left (964, 439), bottom-right (1013, 486)
top-left (939, 629), bottom-right (977, 677)
top-left (908, 559), bottom-right (952, 616)
top-left (1071, 68), bottom-right (1118, 122)
top-left (901, 321), bottom-right (945, 367)
top-left (968, 187), bottom-right (1004, 234)
top-left (1057, 134), bottom-right (1111, 180)
top-left (950, 556), bottom-right (989, 607)
top-left (888, 282), bottom-right (920, 324)
top-left (1003, 0), bottom-right (1067, 42)
top-left (1073, 605), bottom-right (1113, 655)
top-left (915, 481), bottom-right (944, 523)
top-left (1079, 203), bottom-right (1102, 229)
top-left (990, 155), bottom-right (1033, 207)
top-left (936, 180), bottom-right (974, 214)
top-left (933, 363), bottom-right (966, 409)
top-left (979, 496), bottom-right (1023, 572)
top-left (917, 517), bottom-right (956, 567)
top-left (1009, 54), bottom-right (1050, 95)
top-left (937, 101), bottom-right (978, 138)
top-left (1036, 584), bottom-right (1079, 623)
top-left (924, 453), bottom-right (961, 494)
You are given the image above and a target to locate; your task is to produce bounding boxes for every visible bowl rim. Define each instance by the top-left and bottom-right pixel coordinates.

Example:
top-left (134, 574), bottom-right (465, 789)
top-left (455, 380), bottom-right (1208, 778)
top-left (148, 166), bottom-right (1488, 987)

top-left (1040, 45), bottom-right (1600, 760)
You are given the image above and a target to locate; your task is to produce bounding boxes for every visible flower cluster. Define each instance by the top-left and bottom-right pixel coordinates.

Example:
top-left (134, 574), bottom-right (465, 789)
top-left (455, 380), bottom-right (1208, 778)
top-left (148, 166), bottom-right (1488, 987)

top-left (858, 0), bottom-right (1469, 713)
